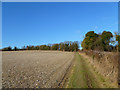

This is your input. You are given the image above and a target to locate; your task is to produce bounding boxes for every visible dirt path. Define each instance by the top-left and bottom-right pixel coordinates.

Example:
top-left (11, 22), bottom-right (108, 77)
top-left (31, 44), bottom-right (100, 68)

top-left (67, 52), bottom-right (117, 88)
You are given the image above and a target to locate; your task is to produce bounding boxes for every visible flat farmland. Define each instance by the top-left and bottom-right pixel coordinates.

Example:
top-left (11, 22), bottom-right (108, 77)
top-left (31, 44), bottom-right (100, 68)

top-left (2, 51), bottom-right (74, 88)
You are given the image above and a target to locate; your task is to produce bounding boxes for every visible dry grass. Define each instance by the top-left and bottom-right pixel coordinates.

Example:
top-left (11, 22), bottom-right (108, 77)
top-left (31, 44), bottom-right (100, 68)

top-left (80, 51), bottom-right (118, 87)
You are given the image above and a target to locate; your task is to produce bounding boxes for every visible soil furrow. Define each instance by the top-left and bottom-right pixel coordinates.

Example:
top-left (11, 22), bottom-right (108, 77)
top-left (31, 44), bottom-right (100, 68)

top-left (2, 51), bottom-right (74, 88)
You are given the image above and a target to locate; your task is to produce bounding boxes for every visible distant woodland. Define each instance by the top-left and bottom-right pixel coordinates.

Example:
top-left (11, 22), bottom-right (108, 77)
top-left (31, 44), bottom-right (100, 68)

top-left (1, 31), bottom-right (120, 52)
top-left (2, 41), bottom-right (79, 52)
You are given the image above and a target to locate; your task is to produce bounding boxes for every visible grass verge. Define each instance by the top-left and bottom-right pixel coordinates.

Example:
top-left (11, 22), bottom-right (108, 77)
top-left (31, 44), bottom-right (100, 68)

top-left (67, 52), bottom-right (117, 88)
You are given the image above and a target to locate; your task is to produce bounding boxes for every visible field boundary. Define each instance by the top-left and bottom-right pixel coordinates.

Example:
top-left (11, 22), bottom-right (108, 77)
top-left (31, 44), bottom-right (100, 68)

top-left (58, 53), bottom-right (76, 88)
top-left (79, 52), bottom-right (118, 88)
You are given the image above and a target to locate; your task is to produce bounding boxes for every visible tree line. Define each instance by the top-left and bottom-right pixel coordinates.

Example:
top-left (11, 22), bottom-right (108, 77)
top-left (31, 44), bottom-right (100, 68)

top-left (2, 30), bottom-right (120, 52)
top-left (2, 41), bottom-right (79, 52)
top-left (81, 31), bottom-right (120, 52)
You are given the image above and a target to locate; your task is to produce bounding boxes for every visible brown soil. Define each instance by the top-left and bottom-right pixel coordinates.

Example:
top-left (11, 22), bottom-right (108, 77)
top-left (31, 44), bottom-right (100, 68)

top-left (2, 50), bottom-right (74, 88)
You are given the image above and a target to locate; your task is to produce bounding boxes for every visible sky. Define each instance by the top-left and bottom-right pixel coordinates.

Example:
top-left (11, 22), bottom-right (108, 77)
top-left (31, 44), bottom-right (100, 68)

top-left (2, 2), bottom-right (118, 49)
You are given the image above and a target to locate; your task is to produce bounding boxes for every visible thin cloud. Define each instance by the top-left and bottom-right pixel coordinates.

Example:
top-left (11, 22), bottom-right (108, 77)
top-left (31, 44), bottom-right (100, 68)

top-left (75, 30), bottom-right (81, 33)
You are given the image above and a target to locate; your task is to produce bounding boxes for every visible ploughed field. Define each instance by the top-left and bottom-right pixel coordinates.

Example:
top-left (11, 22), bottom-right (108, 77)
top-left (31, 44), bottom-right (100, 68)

top-left (2, 51), bottom-right (74, 88)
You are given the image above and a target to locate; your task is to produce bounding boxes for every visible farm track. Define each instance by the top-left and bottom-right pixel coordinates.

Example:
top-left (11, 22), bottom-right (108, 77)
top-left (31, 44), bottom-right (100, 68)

top-left (2, 51), bottom-right (74, 88)
top-left (67, 52), bottom-right (118, 88)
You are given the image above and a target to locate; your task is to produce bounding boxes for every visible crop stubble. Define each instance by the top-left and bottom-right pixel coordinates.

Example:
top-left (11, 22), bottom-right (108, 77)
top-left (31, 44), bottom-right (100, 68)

top-left (2, 51), bottom-right (74, 88)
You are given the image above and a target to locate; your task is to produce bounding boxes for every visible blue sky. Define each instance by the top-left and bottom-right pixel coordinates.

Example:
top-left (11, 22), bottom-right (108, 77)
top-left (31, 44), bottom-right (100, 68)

top-left (2, 2), bottom-right (118, 49)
